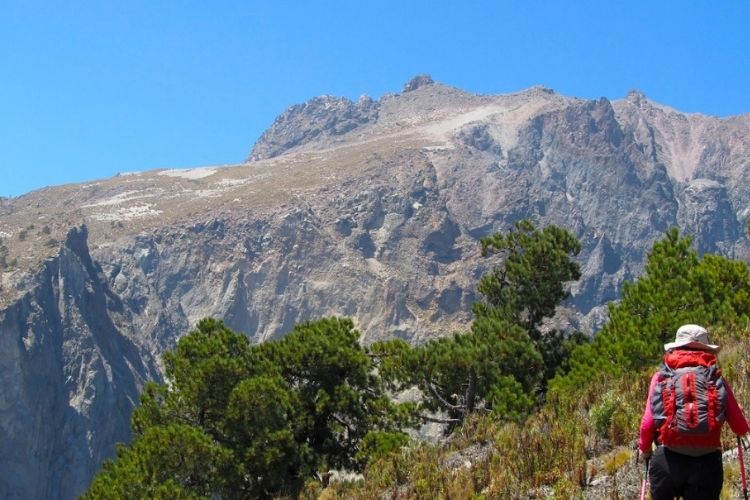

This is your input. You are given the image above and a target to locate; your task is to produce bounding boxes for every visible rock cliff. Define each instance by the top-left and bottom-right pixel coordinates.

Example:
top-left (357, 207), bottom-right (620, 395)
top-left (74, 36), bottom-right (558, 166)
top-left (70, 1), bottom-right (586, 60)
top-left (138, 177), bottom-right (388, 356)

top-left (1, 77), bottom-right (749, 498)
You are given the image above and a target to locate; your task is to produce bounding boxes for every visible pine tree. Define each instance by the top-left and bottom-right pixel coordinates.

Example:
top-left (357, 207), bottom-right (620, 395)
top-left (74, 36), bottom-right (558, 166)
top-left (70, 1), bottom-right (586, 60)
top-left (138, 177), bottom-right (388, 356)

top-left (552, 228), bottom-right (750, 393)
top-left (86, 317), bottom-right (413, 498)
top-left (376, 220), bottom-right (583, 428)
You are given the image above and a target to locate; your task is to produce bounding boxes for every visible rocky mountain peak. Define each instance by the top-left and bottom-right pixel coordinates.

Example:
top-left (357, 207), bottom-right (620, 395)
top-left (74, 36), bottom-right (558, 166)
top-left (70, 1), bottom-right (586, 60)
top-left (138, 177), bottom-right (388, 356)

top-left (247, 94), bottom-right (380, 161)
top-left (402, 74), bottom-right (435, 92)
top-left (625, 89), bottom-right (648, 105)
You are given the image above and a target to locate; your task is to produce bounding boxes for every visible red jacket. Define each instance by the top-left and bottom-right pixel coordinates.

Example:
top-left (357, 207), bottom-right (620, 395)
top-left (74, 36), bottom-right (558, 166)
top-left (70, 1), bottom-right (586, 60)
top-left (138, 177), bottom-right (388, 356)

top-left (639, 350), bottom-right (749, 454)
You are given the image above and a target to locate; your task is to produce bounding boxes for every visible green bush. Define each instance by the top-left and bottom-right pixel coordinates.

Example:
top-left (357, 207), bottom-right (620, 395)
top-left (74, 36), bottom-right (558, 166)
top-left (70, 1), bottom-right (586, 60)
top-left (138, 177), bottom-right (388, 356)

top-left (589, 391), bottom-right (619, 440)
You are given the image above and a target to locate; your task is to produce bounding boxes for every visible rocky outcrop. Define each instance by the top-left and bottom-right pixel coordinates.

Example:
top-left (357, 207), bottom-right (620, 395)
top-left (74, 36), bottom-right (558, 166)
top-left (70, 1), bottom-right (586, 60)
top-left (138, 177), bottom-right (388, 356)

top-left (403, 74), bottom-right (435, 92)
top-left (0, 227), bottom-right (159, 499)
top-left (1, 78), bottom-right (749, 498)
top-left (677, 178), bottom-right (739, 255)
top-left (247, 95), bottom-right (380, 160)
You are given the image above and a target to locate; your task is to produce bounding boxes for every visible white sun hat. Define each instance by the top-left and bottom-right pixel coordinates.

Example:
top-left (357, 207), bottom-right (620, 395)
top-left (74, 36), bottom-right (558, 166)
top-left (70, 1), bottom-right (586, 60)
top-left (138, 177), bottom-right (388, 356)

top-left (663, 324), bottom-right (720, 353)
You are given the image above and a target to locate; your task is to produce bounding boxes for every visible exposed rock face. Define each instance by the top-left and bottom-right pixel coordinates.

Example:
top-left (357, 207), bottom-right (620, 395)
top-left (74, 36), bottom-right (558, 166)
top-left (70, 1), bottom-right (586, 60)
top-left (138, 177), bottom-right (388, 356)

top-left (0, 227), bottom-right (158, 498)
top-left (247, 95), bottom-right (380, 161)
top-left (403, 74), bottom-right (435, 92)
top-left (678, 179), bottom-right (739, 255)
top-left (1, 76), bottom-right (749, 498)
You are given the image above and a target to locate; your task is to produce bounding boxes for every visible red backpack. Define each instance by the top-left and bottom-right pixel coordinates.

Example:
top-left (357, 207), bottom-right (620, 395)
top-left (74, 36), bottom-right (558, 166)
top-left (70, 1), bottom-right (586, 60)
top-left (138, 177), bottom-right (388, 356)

top-left (650, 350), bottom-right (728, 448)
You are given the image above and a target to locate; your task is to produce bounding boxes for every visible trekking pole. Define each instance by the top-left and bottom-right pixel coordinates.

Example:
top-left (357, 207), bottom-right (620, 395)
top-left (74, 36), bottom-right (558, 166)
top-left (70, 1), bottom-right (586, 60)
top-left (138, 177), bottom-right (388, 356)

top-left (739, 436), bottom-right (749, 500)
top-left (639, 457), bottom-right (650, 500)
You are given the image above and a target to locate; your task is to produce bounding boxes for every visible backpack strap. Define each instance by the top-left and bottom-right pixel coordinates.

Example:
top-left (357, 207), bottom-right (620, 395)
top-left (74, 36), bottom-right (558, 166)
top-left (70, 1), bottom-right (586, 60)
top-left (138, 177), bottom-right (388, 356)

top-left (651, 363), bottom-right (674, 433)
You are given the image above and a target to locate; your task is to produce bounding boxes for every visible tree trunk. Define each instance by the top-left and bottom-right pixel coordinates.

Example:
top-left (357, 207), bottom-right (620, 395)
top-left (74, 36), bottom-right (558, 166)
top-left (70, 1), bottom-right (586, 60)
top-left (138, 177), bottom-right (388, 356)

top-left (464, 367), bottom-right (477, 417)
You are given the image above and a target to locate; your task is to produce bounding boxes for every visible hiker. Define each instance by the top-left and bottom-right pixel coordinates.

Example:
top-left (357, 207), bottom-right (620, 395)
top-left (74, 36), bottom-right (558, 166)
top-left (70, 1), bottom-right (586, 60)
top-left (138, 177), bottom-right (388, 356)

top-left (639, 324), bottom-right (749, 499)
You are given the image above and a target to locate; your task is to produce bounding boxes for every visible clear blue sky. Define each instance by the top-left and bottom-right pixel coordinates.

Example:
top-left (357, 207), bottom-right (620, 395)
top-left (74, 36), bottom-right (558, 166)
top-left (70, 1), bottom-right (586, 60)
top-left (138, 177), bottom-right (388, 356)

top-left (1, 1), bottom-right (748, 197)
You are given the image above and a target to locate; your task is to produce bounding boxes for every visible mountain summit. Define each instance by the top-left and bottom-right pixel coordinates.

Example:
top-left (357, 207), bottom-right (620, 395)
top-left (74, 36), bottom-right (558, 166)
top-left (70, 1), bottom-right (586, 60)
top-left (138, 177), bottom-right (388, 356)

top-left (1, 76), bottom-right (750, 498)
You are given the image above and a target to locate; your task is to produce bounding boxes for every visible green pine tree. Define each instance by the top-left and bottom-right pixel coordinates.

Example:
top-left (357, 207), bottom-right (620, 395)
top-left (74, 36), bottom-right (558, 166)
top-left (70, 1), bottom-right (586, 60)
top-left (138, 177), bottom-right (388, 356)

top-left (86, 317), bottom-right (414, 499)
top-left (376, 220), bottom-right (584, 428)
top-left (552, 228), bottom-right (750, 394)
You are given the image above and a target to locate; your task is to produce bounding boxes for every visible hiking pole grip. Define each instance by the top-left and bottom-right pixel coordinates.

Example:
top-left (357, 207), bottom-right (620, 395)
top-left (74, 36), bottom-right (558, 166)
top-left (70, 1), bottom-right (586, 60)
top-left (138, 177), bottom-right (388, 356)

top-left (639, 457), bottom-right (650, 500)
top-left (739, 436), bottom-right (749, 500)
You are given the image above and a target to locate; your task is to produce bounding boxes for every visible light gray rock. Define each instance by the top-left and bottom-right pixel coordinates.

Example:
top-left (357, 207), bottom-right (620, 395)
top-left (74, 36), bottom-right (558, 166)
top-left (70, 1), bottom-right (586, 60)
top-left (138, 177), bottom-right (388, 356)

top-left (0, 227), bottom-right (159, 499)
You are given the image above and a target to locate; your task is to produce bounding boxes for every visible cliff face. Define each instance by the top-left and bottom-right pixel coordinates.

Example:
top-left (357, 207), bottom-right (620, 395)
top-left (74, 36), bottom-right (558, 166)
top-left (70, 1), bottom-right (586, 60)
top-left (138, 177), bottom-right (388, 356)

top-left (0, 227), bottom-right (159, 498)
top-left (1, 77), bottom-right (749, 498)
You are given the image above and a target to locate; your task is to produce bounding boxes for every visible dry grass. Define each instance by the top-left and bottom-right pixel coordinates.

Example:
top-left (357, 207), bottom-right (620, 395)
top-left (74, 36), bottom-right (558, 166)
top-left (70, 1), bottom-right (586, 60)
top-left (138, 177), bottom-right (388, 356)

top-left (319, 324), bottom-right (750, 499)
top-left (0, 136), bottom-right (431, 306)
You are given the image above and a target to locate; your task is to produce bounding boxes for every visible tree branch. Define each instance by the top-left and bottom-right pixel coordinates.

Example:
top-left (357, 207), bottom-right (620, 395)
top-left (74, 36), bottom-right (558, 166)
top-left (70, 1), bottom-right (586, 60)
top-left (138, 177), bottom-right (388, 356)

top-left (419, 414), bottom-right (461, 424)
top-left (330, 413), bottom-right (356, 437)
top-left (425, 377), bottom-right (463, 412)
top-left (464, 368), bottom-right (477, 416)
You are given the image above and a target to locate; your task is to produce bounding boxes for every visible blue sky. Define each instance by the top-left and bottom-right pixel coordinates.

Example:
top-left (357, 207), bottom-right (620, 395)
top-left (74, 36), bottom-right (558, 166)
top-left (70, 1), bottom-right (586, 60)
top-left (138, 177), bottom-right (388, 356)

top-left (1, 1), bottom-right (748, 197)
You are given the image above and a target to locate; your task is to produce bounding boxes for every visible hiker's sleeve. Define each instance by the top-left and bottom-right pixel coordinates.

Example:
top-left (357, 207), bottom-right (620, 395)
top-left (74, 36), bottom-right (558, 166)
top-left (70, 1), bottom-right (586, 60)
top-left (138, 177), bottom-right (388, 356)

top-left (639, 373), bottom-right (659, 453)
top-left (724, 380), bottom-right (750, 436)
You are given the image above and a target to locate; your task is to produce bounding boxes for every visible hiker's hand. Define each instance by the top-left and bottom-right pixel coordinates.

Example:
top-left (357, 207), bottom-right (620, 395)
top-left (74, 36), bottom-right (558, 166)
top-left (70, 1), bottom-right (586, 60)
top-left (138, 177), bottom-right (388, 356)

top-left (640, 449), bottom-right (652, 462)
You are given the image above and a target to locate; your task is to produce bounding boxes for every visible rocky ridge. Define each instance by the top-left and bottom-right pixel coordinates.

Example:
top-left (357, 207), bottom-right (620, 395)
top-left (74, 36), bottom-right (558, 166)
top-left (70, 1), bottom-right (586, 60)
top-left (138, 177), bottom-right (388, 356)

top-left (1, 76), bottom-right (749, 498)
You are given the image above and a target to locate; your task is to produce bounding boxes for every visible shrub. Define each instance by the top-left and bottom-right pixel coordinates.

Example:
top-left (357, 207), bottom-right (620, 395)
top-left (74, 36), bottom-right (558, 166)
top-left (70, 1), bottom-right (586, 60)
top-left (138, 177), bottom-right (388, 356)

top-left (589, 390), bottom-right (623, 440)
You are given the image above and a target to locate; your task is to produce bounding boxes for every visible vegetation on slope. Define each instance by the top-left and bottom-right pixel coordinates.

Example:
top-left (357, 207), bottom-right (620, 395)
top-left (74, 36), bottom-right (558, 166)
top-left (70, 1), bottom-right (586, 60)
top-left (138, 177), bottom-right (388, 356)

top-left (319, 323), bottom-right (750, 499)
top-left (372, 220), bottom-right (584, 431)
top-left (84, 223), bottom-right (750, 499)
top-left (84, 317), bottom-right (415, 499)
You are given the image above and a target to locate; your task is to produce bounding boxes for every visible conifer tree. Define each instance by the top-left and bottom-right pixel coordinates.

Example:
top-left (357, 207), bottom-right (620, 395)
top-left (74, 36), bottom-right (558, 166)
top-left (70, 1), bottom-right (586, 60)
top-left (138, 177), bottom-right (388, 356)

top-left (474, 219), bottom-right (582, 336)
top-left (86, 317), bottom-right (413, 499)
top-left (553, 228), bottom-right (750, 393)
top-left (376, 220), bottom-right (583, 428)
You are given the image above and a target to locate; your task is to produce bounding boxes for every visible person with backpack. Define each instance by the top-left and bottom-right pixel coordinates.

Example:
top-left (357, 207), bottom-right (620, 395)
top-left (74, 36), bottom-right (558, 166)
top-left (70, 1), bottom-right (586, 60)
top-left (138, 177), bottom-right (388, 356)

top-left (639, 324), bottom-right (750, 499)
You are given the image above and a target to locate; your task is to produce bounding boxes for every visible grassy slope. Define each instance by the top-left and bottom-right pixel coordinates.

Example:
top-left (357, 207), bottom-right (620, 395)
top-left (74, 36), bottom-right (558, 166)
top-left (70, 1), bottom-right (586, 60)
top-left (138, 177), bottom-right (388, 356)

top-left (315, 324), bottom-right (750, 499)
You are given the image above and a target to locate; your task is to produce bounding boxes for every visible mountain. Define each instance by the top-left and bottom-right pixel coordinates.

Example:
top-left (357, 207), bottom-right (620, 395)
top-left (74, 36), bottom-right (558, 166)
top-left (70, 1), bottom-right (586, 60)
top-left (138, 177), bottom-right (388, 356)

top-left (1, 75), bottom-right (749, 498)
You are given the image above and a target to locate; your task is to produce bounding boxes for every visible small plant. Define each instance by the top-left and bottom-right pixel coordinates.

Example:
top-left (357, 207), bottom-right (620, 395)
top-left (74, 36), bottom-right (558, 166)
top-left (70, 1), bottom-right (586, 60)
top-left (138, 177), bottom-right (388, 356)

top-left (445, 467), bottom-right (475, 499)
top-left (299, 480), bottom-right (323, 500)
top-left (18, 230), bottom-right (27, 241)
top-left (356, 431), bottom-right (409, 463)
top-left (590, 391), bottom-right (620, 440)
top-left (551, 476), bottom-right (580, 499)
top-left (603, 448), bottom-right (632, 475)
top-left (42, 225), bottom-right (51, 235)
top-left (722, 461), bottom-right (742, 499)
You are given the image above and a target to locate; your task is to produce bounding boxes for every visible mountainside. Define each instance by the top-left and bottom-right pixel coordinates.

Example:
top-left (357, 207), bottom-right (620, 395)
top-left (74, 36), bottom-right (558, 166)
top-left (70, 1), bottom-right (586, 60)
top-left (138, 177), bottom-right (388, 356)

top-left (1, 75), bottom-right (749, 498)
